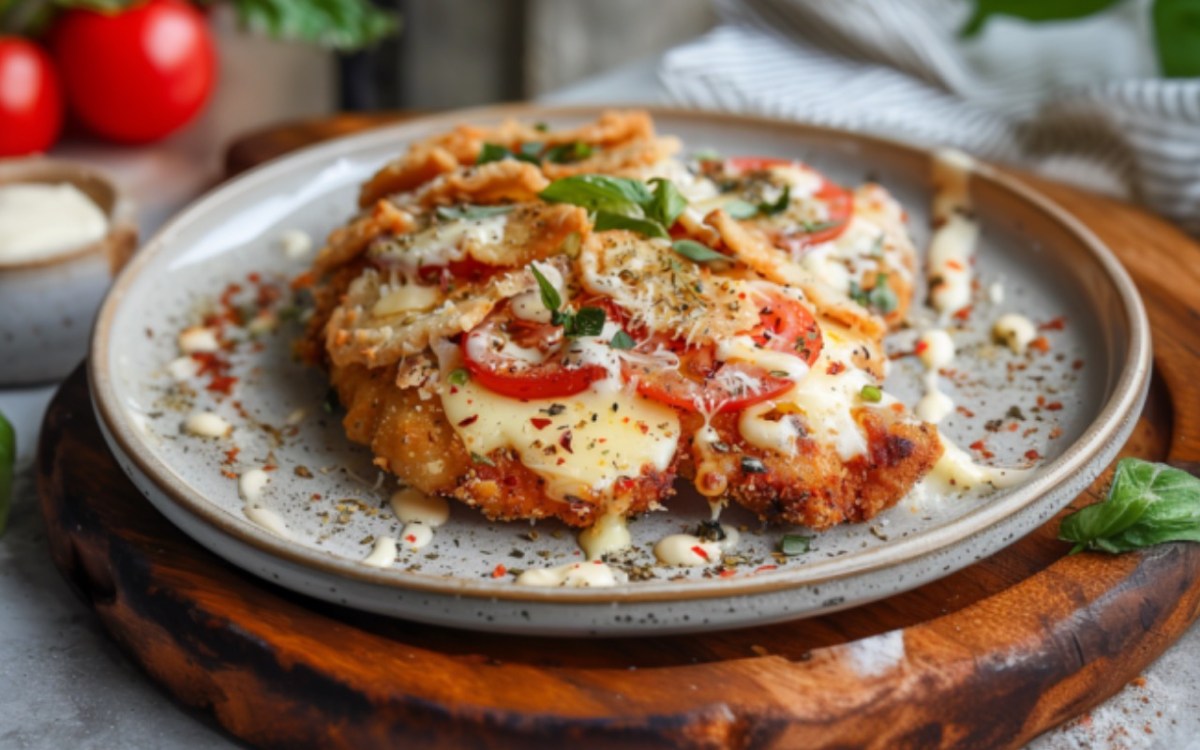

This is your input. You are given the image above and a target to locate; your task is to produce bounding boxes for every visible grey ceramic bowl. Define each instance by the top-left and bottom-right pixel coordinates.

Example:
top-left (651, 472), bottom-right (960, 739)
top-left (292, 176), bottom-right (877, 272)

top-left (89, 106), bottom-right (1150, 636)
top-left (1, 159), bottom-right (137, 386)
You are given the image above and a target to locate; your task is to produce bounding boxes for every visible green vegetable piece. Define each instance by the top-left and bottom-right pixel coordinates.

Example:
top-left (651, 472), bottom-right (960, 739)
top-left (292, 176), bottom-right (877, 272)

top-left (561, 306), bottom-right (607, 338)
top-left (758, 185), bottom-right (791, 216)
top-left (724, 199), bottom-right (759, 219)
top-left (515, 142), bottom-right (543, 164)
top-left (593, 211), bottom-right (668, 239)
top-left (470, 451), bottom-right (496, 466)
top-left (448, 368), bottom-right (470, 386)
top-left (539, 174), bottom-right (653, 215)
top-left (1060, 458), bottom-right (1200, 554)
top-left (1153, 0), bottom-right (1200, 77)
top-left (671, 239), bottom-right (731, 264)
top-left (646, 178), bottom-right (688, 229)
top-left (860, 384), bottom-right (883, 403)
top-left (477, 143), bottom-right (510, 165)
top-left (529, 263), bottom-right (562, 312)
top-left (609, 330), bottom-right (636, 350)
top-left (544, 141), bottom-right (594, 164)
top-left (849, 273), bottom-right (897, 315)
top-left (0, 411), bottom-right (13, 537)
top-left (779, 534), bottom-right (812, 556)
top-left (959, 0), bottom-right (1122, 37)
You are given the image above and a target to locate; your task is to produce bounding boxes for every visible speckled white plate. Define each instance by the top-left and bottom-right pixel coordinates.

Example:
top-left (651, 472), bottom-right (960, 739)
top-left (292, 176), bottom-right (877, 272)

top-left (90, 106), bottom-right (1150, 636)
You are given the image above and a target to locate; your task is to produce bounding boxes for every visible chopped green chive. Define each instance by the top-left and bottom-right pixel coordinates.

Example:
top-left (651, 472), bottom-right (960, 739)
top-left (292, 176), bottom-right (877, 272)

top-left (779, 534), bottom-right (812, 556)
top-left (448, 368), bottom-right (469, 386)
top-left (470, 452), bottom-right (495, 466)
top-left (860, 384), bottom-right (883, 403)
top-left (672, 239), bottom-right (731, 264)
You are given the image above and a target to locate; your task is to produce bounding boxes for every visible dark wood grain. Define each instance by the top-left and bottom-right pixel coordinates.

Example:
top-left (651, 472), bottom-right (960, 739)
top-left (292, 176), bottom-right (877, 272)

top-left (35, 114), bottom-right (1200, 750)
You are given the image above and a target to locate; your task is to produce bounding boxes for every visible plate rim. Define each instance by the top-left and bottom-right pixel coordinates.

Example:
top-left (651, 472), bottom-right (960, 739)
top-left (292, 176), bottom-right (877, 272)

top-left (89, 103), bottom-right (1153, 604)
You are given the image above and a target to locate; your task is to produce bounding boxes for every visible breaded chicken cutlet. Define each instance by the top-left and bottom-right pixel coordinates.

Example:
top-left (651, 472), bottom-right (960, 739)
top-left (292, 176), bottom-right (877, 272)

top-left (299, 110), bottom-right (942, 532)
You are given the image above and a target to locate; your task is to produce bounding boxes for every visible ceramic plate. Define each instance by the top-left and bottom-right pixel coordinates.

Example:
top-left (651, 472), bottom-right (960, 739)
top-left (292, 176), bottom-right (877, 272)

top-left (90, 106), bottom-right (1150, 636)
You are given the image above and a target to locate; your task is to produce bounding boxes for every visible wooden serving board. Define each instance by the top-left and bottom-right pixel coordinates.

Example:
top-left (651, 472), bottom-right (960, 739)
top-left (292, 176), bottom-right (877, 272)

top-left (37, 115), bottom-right (1200, 749)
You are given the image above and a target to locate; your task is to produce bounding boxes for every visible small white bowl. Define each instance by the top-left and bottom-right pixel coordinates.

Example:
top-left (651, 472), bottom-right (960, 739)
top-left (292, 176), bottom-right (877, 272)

top-left (0, 159), bottom-right (137, 386)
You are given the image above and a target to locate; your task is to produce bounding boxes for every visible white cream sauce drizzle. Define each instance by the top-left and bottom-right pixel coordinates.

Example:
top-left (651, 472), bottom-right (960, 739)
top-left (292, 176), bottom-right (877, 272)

top-left (578, 511), bottom-right (632, 560)
top-left (389, 487), bottom-right (449, 551)
top-left (914, 328), bottom-right (956, 425)
top-left (927, 149), bottom-right (978, 318)
top-left (244, 506), bottom-right (292, 539)
top-left (362, 535), bottom-right (398, 567)
top-left (654, 525), bottom-right (741, 567)
top-left (993, 313), bottom-right (1037, 354)
top-left (238, 468), bottom-right (269, 504)
top-left (184, 412), bottom-right (230, 438)
top-left (926, 435), bottom-right (1032, 493)
top-left (515, 560), bottom-right (626, 588)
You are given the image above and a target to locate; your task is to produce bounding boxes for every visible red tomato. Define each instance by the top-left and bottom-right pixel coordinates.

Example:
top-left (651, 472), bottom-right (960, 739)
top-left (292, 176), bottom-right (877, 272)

top-left (625, 293), bottom-right (822, 414)
top-left (0, 38), bottom-right (63, 156)
top-left (51, 0), bottom-right (215, 143)
top-left (461, 313), bottom-right (606, 400)
top-left (716, 156), bottom-right (854, 249)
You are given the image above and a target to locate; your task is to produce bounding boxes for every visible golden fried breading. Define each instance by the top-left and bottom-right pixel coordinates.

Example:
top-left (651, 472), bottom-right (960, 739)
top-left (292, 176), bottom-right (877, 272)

top-left (680, 407), bottom-right (942, 530)
top-left (312, 200), bottom-right (415, 278)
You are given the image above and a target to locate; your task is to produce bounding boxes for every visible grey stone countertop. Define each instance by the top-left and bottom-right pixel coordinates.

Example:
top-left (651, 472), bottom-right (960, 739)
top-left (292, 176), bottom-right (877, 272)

top-left (2, 57), bottom-right (1199, 750)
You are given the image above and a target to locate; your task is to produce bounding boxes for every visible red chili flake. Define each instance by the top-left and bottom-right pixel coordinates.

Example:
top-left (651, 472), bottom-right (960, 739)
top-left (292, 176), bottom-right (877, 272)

top-left (223, 447), bottom-right (240, 465)
top-left (614, 477), bottom-right (636, 496)
top-left (449, 386), bottom-right (459, 395)
top-left (622, 416), bottom-right (630, 424)
top-left (690, 545), bottom-right (711, 562)
top-left (405, 534), bottom-right (417, 543)
top-left (530, 417), bottom-right (552, 430)
top-left (719, 568), bottom-right (737, 578)
top-left (262, 465), bottom-right (277, 472)
top-left (914, 340), bottom-right (929, 355)
top-left (207, 375), bottom-right (238, 394)
top-left (220, 470), bottom-right (238, 479)
top-left (1072, 359), bottom-right (1085, 370)
top-left (969, 439), bottom-right (987, 452)
top-left (1029, 336), bottom-right (1051, 353)
top-left (458, 415), bottom-right (479, 427)
top-left (556, 458), bottom-right (566, 465)
top-left (247, 272), bottom-right (261, 284)
top-left (1049, 427), bottom-right (1063, 440)
top-left (946, 259), bottom-right (964, 271)
top-left (953, 306), bottom-right (972, 322)
top-left (310, 493), bottom-right (322, 501)
top-left (491, 564), bottom-right (508, 578)
top-left (956, 406), bottom-right (975, 418)
top-left (826, 361), bottom-right (846, 375)
top-left (559, 431), bottom-right (574, 454)
top-left (1039, 316), bottom-right (1067, 331)
top-left (1037, 395), bottom-right (1046, 407)
top-left (754, 565), bottom-right (778, 573)
top-left (1045, 401), bottom-right (1063, 411)
top-left (1025, 449), bottom-right (1041, 461)
top-left (1008, 423), bottom-right (1019, 432)
top-left (636, 421), bottom-right (650, 435)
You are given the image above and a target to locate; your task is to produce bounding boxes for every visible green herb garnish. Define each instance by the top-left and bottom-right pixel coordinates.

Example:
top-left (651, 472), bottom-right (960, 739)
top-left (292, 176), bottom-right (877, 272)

top-left (435, 204), bottom-right (515, 222)
top-left (849, 273), bottom-right (898, 315)
top-left (779, 534), bottom-right (812, 556)
top-left (860, 384), bottom-right (883, 403)
top-left (544, 141), bottom-right (594, 164)
top-left (609, 330), bottom-right (636, 350)
top-left (1060, 458), bottom-right (1200, 554)
top-left (470, 451), bottom-right (496, 467)
top-left (477, 143), bottom-right (510, 165)
top-left (672, 239), bottom-right (731, 265)
top-left (758, 185), bottom-right (791, 216)
top-left (723, 199), bottom-right (759, 219)
top-left (529, 263), bottom-right (607, 338)
top-left (593, 211), bottom-right (669, 239)
top-left (646, 178), bottom-right (687, 228)
top-left (448, 368), bottom-right (470, 386)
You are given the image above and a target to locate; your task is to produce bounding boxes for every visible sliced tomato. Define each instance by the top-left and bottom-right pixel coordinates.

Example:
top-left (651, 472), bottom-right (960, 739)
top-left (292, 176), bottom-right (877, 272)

top-left (748, 294), bottom-right (823, 365)
top-left (461, 313), bottom-right (606, 400)
top-left (712, 156), bottom-right (854, 250)
top-left (625, 292), bottom-right (822, 413)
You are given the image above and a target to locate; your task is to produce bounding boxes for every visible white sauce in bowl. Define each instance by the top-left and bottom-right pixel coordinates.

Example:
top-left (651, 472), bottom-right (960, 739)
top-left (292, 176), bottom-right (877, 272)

top-left (0, 183), bottom-right (108, 263)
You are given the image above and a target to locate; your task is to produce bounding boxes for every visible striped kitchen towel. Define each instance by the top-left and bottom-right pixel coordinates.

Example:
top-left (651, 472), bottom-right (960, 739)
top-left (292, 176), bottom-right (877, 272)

top-left (659, 0), bottom-right (1200, 234)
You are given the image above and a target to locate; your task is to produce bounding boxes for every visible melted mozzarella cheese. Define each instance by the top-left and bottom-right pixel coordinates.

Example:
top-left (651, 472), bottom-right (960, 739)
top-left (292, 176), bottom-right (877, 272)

top-left (928, 436), bottom-right (1032, 492)
top-left (577, 511), bottom-right (632, 560)
top-left (372, 283), bottom-right (443, 317)
top-left (737, 328), bottom-right (888, 460)
top-left (716, 335), bottom-right (811, 381)
top-left (369, 214), bottom-right (508, 273)
top-left (437, 347), bottom-right (680, 501)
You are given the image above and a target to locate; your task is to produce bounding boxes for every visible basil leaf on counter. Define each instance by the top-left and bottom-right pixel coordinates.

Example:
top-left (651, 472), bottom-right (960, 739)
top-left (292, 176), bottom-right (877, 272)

top-left (671, 239), bottom-right (731, 265)
top-left (593, 211), bottom-right (668, 239)
top-left (1059, 458), bottom-right (1200, 554)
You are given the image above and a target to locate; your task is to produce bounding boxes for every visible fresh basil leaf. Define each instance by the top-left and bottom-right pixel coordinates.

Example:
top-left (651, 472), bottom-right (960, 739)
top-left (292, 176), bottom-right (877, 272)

top-left (562, 307), bottom-right (607, 338)
top-left (779, 534), bottom-right (812, 556)
top-left (528, 263), bottom-right (561, 312)
top-left (758, 185), bottom-right (791, 216)
top-left (646, 178), bottom-right (688, 229)
top-left (1059, 458), bottom-right (1200, 554)
top-left (849, 274), bottom-right (897, 315)
top-left (1153, 0), bottom-right (1200, 77)
top-left (539, 174), bottom-right (653, 215)
top-left (724, 199), bottom-right (759, 220)
top-left (436, 204), bottom-right (515, 222)
top-left (800, 219), bottom-right (841, 233)
top-left (515, 142), bottom-right (543, 164)
top-left (534, 122), bottom-right (549, 133)
top-left (959, 0), bottom-right (1122, 37)
top-left (593, 211), bottom-right (668, 239)
top-left (543, 141), bottom-right (594, 164)
top-left (609, 330), bottom-right (636, 350)
top-left (477, 143), bottom-right (510, 165)
top-left (671, 239), bottom-right (731, 264)
top-left (0, 411), bottom-right (13, 537)
top-left (229, 0), bottom-right (397, 51)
